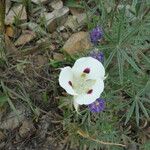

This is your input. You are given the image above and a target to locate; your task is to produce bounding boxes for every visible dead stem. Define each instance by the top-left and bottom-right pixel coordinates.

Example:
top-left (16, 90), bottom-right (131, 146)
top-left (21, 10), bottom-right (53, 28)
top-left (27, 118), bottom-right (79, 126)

top-left (77, 129), bottom-right (126, 148)
top-left (0, 0), bottom-right (5, 34)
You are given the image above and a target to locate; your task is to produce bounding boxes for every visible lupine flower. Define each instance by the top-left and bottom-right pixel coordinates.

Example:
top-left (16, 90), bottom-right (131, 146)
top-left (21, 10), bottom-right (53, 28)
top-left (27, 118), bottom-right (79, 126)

top-left (88, 98), bottom-right (105, 113)
top-left (90, 26), bottom-right (103, 44)
top-left (90, 50), bottom-right (104, 62)
top-left (59, 57), bottom-right (105, 112)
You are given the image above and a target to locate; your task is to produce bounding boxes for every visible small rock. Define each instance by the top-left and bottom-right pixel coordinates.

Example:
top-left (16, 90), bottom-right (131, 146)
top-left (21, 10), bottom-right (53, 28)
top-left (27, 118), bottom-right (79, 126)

top-left (127, 143), bottom-right (137, 150)
top-left (5, 4), bottom-right (27, 25)
top-left (0, 104), bottom-right (29, 130)
top-left (32, 0), bottom-right (48, 4)
top-left (36, 55), bottom-right (48, 66)
top-left (64, 13), bottom-right (87, 31)
top-left (0, 131), bottom-right (5, 141)
top-left (64, 15), bottom-right (78, 31)
top-left (5, 25), bottom-right (14, 37)
top-left (76, 13), bottom-right (87, 26)
top-left (24, 22), bottom-right (47, 36)
top-left (53, 53), bottom-right (65, 61)
top-left (51, 31), bottom-right (58, 39)
top-left (45, 6), bottom-right (69, 32)
top-left (63, 32), bottom-right (92, 55)
top-left (19, 120), bottom-right (35, 138)
top-left (62, 32), bottom-right (70, 40)
top-left (15, 30), bottom-right (36, 46)
top-left (36, 37), bottom-right (49, 44)
top-left (36, 113), bottom-right (52, 140)
top-left (43, 136), bottom-right (62, 150)
top-left (5, 35), bottom-right (17, 54)
top-left (50, 0), bottom-right (63, 10)
top-left (57, 25), bottom-right (65, 32)
top-left (6, 0), bottom-right (11, 15)
top-left (70, 7), bottom-right (84, 16)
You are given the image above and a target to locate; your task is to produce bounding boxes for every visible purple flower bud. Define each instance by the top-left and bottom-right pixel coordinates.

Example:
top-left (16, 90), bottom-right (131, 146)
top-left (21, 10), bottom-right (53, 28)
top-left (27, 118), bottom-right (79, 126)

top-left (88, 98), bottom-right (105, 113)
top-left (90, 51), bottom-right (104, 62)
top-left (90, 26), bottom-right (103, 44)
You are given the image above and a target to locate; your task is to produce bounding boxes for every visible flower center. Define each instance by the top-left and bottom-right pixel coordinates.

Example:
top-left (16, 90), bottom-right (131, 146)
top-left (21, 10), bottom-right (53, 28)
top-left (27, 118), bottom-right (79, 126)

top-left (72, 74), bottom-right (96, 95)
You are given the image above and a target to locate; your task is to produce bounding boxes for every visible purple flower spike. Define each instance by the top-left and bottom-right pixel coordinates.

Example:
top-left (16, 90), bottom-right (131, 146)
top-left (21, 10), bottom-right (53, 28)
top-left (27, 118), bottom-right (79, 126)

top-left (90, 51), bottom-right (104, 62)
top-left (88, 98), bottom-right (105, 113)
top-left (90, 26), bottom-right (103, 44)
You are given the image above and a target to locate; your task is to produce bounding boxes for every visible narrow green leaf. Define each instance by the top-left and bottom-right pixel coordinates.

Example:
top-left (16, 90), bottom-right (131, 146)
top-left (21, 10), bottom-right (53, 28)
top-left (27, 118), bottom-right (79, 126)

top-left (117, 50), bottom-right (124, 84)
top-left (136, 80), bottom-right (150, 97)
top-left (125, 101), bottom-right (136, 125)
top-left (66, 0), bottom-right (84, 8)
top-left (121, 49), bottom-right (142, 73)
top-left (0, 95), bottom-right (8, 102)
top-left (139, 51), bottom-right (150, 64)
top-left (104, 32), bottom-right (114, 42)
top-left (7, 97), bottom-right (20, 119)
top-left (117, 6), bottom-right (126, 44)
top-left (135, 1), bottom-right (141, 16)
top-left (104, 49), bottom-right (116, 69)
top-left (0, 95), bottom-right (8, 106)
top-left (6, 86), bottom-right (36, 115)
top-left (121, 25), bottom-right (140, 44)
top-left (135, 101), bottom-right (140, 126)
top-left (1, 81), bottom-right (20, 119)
top-left (142, 98), bottom-right (150, 103)
top-left (138, 101), bottom-right (149, 119)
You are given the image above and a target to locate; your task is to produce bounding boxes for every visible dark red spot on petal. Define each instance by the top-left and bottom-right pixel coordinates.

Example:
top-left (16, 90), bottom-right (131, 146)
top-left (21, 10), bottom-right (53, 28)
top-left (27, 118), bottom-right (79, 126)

top-left (68, 81), bottom-right (73, 86)
top-left (87, 89), bottom-right (93, 94)
top-left (83, 68), bottom-right (90, 74)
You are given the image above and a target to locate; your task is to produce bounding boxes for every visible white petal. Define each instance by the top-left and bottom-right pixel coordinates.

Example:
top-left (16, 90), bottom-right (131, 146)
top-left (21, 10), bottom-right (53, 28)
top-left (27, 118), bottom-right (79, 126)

top-left (72, 57), bottom-right (105, 80)
top-left (74, 79), bottom-right (104, 105)
top-left (59, 67), bottom-right (77, 95)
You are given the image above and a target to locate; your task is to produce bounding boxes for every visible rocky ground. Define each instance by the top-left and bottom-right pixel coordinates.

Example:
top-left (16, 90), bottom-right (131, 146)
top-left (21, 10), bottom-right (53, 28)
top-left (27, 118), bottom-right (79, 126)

top-left (1, 0), bottom-right (93, 149)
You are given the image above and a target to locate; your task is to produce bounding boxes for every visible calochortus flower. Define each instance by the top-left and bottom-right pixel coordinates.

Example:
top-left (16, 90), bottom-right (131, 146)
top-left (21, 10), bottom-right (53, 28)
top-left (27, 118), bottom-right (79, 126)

top-left (90, 50), bottom-right (104, 62)
top-left (59, 57), bottom-right (105, 112)
top-left (90, 26), bottom-right (103, 44)
top-left (88, 98), bottom-right (105, 113)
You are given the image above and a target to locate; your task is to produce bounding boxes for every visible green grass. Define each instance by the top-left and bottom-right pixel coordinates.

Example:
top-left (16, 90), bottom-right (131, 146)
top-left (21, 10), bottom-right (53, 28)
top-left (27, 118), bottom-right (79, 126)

top-left (58, 0), bottom-right (150, 149)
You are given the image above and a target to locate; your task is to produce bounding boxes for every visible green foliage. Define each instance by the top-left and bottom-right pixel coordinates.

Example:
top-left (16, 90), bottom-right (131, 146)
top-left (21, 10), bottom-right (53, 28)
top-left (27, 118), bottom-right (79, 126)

top-left (140, 140), bottom-right (150, 150)
top-left (60, 97), bottom-right (125, 150)
top-left (59, 0), bottom-right (150, 149)
top-left (0, 81), bottom-right (39, 117)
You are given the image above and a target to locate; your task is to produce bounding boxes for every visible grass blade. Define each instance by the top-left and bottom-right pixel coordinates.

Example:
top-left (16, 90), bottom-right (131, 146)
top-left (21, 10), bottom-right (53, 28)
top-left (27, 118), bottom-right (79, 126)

top-left (1, 81), bottom-right (20, 118)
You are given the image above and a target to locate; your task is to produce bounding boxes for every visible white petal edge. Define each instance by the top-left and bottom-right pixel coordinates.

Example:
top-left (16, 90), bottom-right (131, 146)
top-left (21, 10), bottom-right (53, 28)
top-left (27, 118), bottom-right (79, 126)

top-left (59, 66), bottom-right (77, 95)
top-left (72, 57), bottom-right (105, 80)
top-left (74, 79), bottom-right (104, 105)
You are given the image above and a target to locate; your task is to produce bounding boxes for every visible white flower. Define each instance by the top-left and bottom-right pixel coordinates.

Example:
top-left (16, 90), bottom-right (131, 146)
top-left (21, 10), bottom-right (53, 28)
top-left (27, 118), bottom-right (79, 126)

top-left (59, 57), bottom-right (105, 112)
